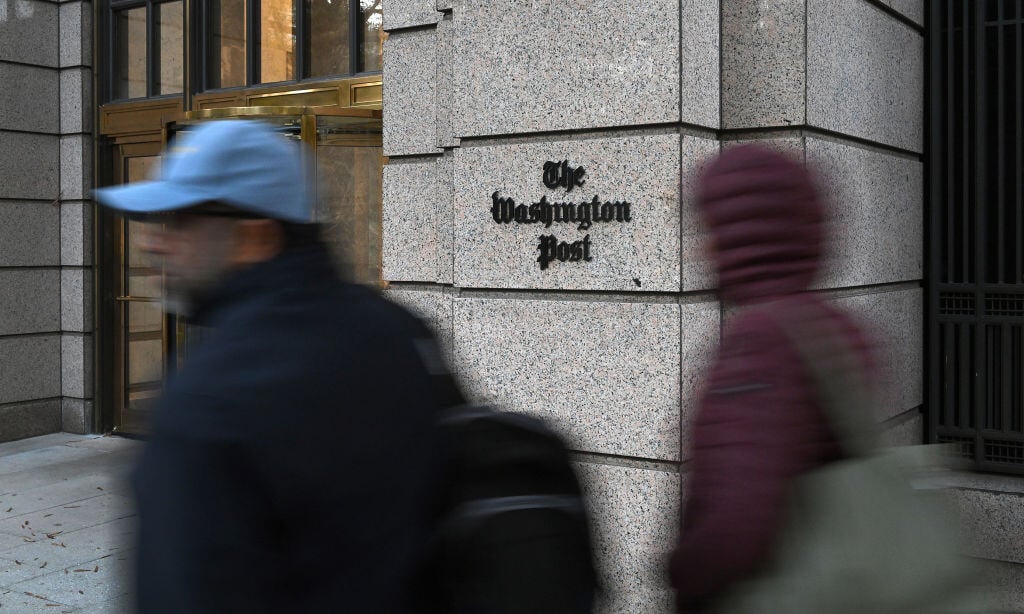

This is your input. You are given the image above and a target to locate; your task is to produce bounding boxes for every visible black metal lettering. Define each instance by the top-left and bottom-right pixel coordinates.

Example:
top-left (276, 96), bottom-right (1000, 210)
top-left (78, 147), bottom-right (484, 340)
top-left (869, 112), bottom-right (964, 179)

top-left (543, 161), bottom-right (560, 190)
top-left (537, 235), bottom-right (558, 270)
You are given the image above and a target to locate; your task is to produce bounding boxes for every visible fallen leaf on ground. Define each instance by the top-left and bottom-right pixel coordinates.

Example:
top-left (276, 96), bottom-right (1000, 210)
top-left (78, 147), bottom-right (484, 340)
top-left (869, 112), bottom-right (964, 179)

top-left (39, 562), bottom-right (47, 569)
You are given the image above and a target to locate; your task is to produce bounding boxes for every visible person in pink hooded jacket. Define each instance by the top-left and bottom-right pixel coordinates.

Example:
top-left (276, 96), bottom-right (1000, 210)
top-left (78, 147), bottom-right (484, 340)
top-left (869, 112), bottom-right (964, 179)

top-left (669, 145), bottom-right (876, 612)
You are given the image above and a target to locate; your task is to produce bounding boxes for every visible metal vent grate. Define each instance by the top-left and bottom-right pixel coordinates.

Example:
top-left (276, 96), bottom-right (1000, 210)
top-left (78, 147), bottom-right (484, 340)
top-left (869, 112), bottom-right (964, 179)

top-left (986, 294), bottom-right (1024, 317)
top-left (984, 439), bottom-right (1024, 464)
top-left (939, 292), bottom-right (977, 315)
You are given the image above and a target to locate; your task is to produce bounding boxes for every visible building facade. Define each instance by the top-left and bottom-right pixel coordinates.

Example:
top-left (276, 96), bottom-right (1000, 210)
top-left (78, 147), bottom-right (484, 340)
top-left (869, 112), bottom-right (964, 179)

top-left (0, 0), bottom-right (1021, 610)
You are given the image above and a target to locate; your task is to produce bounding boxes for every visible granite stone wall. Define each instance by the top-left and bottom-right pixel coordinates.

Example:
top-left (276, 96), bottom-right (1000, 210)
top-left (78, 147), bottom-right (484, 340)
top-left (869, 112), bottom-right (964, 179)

top-left (381, 1), bottom-right (929, 610)
top-left (0, 0), bottom-right (93, 441)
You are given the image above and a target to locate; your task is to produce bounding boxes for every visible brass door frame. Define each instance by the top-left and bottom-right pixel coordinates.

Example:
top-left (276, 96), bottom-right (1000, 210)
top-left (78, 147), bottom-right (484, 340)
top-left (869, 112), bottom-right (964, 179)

top-left (95, 77), bottom-right (383, 434)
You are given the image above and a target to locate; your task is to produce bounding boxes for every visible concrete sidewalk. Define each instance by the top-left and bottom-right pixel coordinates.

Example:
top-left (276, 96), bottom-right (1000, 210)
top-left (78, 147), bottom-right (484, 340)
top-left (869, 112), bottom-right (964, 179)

top-left (0, 433), bottom-right (140, 613)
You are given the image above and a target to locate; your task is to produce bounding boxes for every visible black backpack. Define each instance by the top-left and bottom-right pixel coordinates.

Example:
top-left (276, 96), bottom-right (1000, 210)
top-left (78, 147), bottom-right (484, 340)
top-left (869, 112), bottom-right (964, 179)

top-left (427, 403), bottom-right (599, 614)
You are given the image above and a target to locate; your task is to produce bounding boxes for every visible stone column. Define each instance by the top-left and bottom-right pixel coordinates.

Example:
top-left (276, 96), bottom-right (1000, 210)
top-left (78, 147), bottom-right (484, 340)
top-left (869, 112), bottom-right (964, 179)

top-left (0, 0), bottom-right (63, 441)
top-left (58, 0), bottom-right (94, 434)
top-left (381, 0), bottom-right (925, 611)
top-left (722, 0), bottom-right (925, 442)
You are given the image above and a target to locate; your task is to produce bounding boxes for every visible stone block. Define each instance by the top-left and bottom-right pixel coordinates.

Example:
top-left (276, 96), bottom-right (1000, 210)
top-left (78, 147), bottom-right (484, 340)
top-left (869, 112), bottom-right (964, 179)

top-left (807, 0), bottom-right (923, 152)
top-left (876, 0), bottom-right (923, 27)
top-left (0, 63), bottom-right (58, 134)
top-left (382, 156), bottom-right (441, 282)
top-left (680, 299), bottom-right (719, 458)
top-left (831, 287), bottom-right (923, 421)
top-left (382, 29), bottom-right (438, 156)
top-left (59, 1), bottom-right (92, 67)
top-left (60, 67), bottom-right (92, 133)
top-left (0, 132), bottom-right (59, 201)
top-left (61, 333), bottom-right (93, 399)
top-left (453, 133), bottom-right (686, 292)
top-left (976, 559), bottom-right (1024, 613)
top-left (807, 138), bottom-right (923, 288)
top-left (680, 136), bottom-right (719, 291)
top-left (452, 297), bottom-right (683, 461)
top-left (879, 411), bottom-right (923, 447)
top-left (575, 462), bottom-right (680, 613)
top-left (60, 134), bottom-right (92, 200)
top-left (437, 151), bottom-right (454, 282)
top-left (951, 488), bottom-right (1024, 564)
top-left (0, 336), bottom-right (60, 404)
top-left (680, 0), bottom-right (720, 129)
top-left (61, 267), bottom-right (93, 332)
top-left (0, 400), bottom-right (61, 444)
top-left (435, 16), bottom-right (457, 148)
top-left (61, 398), bottom-right (91, 434)
top-left (382, 0), bottom-right (439, 30)
top-left (450, 0), bottom-right (681, 137)
top-left (383, 286), bottom-right (454, 361)
top-left (60, 201), bottom-right (93, 266)
top-left (721, 0), bottom-right (806, 129)
top-left (0, 269), bottom-right (60, 336)
top-left (0, 201), bottom-right (59, 266)
top-left (0, 0), bottom-right (59, 67)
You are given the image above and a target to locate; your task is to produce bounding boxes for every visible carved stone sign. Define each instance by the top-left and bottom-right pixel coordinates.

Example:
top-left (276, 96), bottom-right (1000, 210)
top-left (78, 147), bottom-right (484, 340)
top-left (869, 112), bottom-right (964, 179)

top-left (489, 160), bottom-right (633, 270)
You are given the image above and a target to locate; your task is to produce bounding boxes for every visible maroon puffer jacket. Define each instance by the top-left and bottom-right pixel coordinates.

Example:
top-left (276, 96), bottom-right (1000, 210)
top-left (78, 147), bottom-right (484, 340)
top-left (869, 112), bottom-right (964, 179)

top-left (669, 145), bottom-right (875, 612)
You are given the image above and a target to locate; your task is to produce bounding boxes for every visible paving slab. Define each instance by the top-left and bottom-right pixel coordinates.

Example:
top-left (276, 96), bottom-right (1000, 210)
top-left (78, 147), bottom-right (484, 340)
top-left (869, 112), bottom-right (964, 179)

top-left (0, 434), bottom-right (138, 612)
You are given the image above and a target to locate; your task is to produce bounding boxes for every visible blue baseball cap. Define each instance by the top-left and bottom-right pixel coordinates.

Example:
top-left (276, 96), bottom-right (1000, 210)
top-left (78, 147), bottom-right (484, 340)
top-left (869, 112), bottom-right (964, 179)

top-left (93, 119), bottom-right (312, 223)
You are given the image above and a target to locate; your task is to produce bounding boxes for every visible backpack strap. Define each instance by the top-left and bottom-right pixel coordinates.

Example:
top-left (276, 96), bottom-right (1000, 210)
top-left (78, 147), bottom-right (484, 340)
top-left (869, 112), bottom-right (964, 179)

top-left (757, 301), bottom-right (880, 458)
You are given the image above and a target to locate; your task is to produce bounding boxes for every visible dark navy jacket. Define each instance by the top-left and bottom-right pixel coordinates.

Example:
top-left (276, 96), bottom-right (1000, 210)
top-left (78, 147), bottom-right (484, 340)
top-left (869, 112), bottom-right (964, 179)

top-left (132, 244), bottom-right (460, 613)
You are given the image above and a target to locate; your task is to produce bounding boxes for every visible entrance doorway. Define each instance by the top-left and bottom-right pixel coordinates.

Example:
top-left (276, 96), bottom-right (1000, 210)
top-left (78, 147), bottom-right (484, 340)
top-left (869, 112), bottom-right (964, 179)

top-left (96, 81), bottom-right (383, 435)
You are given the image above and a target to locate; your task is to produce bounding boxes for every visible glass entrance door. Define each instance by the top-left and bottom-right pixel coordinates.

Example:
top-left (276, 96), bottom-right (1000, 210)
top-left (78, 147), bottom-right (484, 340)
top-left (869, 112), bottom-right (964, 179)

top-left (105, 141), bottom-right (177, 434)
top-left (99, 104), bottom-right (383, 435)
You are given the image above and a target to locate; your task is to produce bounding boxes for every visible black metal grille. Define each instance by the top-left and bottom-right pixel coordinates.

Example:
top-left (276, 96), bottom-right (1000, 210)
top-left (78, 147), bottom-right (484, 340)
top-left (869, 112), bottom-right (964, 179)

top-left (929, 1), bottom-right (1024, 474)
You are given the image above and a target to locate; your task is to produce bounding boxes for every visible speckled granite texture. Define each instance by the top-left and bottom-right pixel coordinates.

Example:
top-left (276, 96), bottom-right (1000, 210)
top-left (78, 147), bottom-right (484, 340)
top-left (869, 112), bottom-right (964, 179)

top-left (382, 157), bottom-right (442, 282)
top-left (807, 137), bottom-right (923, 288)
top-left (0, 270), bottom-right (59, 336)
top-left (830, 288), bottom-right (923, 422)
top-left (436, 152), bottom-right (455, 283)
top-left (383, 286), bottom-right (455, 362)
top-left (680, 0), bottom-right (720, 128)
top-left (951, 488), bottom-right (1024, 564)
top-left (382, 29), bottom-right (439, 156)
top-left (807, 0), bottom-right (923, 152)
top-left (721, 0), bottom-right (806, 129)
top-left (435, 17), bottom-right (458, 148)
top-left (876, 0), bottom-right (923, 26)
top-left (976, 559), bottom-right (1024, 612)
top-left (382, 0), bottom-right (440, 30)
top-left (575, 462), bottom-right (681, 614)
top-left (452, 297), bottom-right (684, 461)
top-left (450, 0), bottom-right (682, 136)
top-left (679, 136), bottom-right (719, 291)
top-left (679, 299), bottom-right (719, 459)
top-left (452, 133), bottom-right (683, 291)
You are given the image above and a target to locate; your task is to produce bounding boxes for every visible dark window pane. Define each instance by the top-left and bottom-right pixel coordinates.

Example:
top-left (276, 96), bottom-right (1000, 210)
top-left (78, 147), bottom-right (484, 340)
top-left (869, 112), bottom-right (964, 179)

top-left (207, 0), bottom-right (247, 88)
top-left (359, 0), bottom-right (382, 72)
top-left (114, 7), bottom-right (147, 99)
top-left (260, 0), bottom-right (295, 83)
top-left (155, 2), bottom-right (184, 94)
top-left (306, 0), bottom-right (349, 77)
